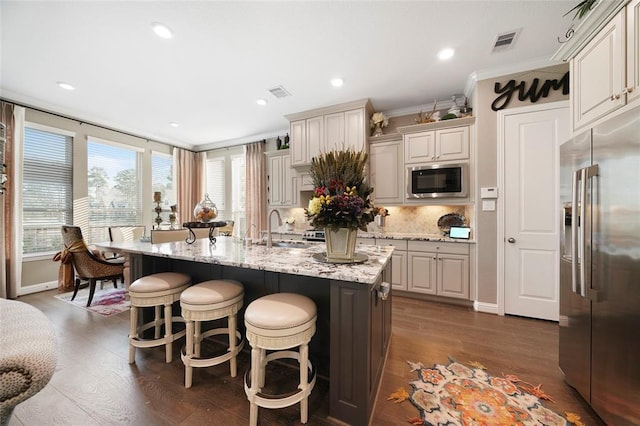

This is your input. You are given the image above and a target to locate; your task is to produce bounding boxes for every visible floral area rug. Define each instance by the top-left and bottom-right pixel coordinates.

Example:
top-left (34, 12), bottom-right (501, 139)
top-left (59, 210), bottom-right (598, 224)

top-left (54, 287), bottom-right (130, 317)
top-left (389, 360), bottom-right (583, 426)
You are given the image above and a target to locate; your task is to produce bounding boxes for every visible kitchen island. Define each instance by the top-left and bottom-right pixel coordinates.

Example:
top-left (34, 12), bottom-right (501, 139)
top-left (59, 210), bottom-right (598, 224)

top-left (96, 236), bottom-right (394, 425)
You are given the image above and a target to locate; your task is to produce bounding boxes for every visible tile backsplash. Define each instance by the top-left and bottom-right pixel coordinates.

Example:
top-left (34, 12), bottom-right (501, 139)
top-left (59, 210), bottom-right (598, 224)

top-left (279, 205), bottom-right (472, 236)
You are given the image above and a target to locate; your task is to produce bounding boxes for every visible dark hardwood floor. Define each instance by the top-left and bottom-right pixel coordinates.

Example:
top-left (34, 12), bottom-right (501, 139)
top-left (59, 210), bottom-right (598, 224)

top-left (9, 290), bottom-right (603, 425)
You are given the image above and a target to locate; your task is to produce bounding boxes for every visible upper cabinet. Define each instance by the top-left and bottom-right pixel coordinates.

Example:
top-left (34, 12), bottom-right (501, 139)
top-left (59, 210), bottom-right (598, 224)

top-left (266, 151), bottom-right (297, 207)
top-left (627, 0), bottom-right (640, 105)
top-left (286, 99), bottom-right (372, 167)
top-left (369, 138), bottom-right (404, 205)
top-left (565, 0), bottom-right (640, 132)
top-left (404, 126), bottom-right (469, 164)
top-left (397, 117), bottom-right (474, 165)
top-left (571, 11), bottom-right (626, 130)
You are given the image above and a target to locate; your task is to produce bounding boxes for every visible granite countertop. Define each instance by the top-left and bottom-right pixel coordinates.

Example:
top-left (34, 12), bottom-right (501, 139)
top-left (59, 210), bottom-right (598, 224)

top-left (357, 231), bottom-right (475, 243)
top-left (95, 236), bottom-right (394, 285)
top-left (264, 228), bottom-right (475, 243)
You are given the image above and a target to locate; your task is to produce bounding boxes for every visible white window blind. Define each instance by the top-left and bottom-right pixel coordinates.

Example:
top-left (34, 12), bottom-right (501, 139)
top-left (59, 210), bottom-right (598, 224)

top-left (231, 154), bottom-right (246, 235)
top-left (206, 157), bottom-right (226, 218)
top-left (152, 151), bottom-right (174, 208)
top-left (23, 126), bottom-right (73, 255)
top-left (87, 139), bottom-right (142, 243)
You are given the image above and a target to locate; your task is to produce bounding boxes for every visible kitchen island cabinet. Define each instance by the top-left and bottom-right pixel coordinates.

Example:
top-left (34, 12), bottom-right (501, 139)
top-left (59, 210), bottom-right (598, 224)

top-left (96, 237), bottom-right (393, 425)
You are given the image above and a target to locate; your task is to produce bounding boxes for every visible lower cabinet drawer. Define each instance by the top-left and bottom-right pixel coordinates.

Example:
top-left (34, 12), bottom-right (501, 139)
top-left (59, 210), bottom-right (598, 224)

top-left (408, 240), bottom-right (469, 255)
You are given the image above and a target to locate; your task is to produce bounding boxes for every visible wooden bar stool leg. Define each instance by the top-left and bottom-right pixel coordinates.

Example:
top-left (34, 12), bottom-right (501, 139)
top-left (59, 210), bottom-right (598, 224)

top-left (229, 314), bottom-right (237, 377)
top-left (128, 305), bottom-right (138, 364)
top-left (185, 319), bottom-right (194, 388)
top-left (154, 305), bottom-right (162, 339)
top-left (164, 302), bottom-right (174, 363)
top-left (194, 320), bottom-right (202, 358)
top-left (249, 346), bottom-right (260, 426)
top-left (300, 343), bottom-right (309, 424)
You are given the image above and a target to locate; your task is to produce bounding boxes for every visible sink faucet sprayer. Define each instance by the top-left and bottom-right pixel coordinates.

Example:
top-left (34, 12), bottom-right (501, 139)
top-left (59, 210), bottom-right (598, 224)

top-left (267, 209), bottom-right (282, 248)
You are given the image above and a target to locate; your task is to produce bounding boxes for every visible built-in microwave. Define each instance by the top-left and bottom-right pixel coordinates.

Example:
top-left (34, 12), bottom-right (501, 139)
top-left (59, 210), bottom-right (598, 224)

top-left (407, 163), bottom-right (468, 199)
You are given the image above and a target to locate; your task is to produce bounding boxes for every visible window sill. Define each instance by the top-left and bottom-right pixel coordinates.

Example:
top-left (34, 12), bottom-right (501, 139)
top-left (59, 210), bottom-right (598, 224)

top-left (23, 252), bottom-right (57, 262)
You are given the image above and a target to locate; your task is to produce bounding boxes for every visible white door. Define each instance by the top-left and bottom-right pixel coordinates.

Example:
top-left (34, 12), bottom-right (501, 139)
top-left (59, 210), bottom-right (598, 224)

top-left (501, 102), bottom-right (569, 321)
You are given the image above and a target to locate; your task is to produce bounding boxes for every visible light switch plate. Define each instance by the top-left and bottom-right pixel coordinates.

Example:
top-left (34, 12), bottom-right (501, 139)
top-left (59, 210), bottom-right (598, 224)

top-left (482, 200), bottom-right (496, 211)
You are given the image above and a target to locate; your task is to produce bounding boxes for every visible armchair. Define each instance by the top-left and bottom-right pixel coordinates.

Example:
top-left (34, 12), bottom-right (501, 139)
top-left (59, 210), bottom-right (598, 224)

top-left (60, 225), bottom-right (124, 307)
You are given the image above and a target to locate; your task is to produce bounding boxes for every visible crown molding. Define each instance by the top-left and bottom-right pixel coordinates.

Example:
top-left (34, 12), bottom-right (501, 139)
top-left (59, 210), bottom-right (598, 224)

top-left (196, 128), bottom-right (289, 152)
top-left (551, 0), bottom-right (627, 61)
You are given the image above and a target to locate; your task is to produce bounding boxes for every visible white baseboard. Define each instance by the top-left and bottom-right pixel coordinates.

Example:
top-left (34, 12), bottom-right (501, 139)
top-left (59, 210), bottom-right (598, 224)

top-left (18, 280), bottom-right (58, 296)
top-left (473, 300), bottom-right (499, 315)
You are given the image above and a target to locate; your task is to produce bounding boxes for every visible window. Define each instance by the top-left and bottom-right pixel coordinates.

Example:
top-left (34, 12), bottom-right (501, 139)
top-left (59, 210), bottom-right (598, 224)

top-left (206, 148), bottom-right (245, 236)
top-left (22, 125), bottom-right (73, 255)
top-left (152, 151), bottom-right (174, 215)
top-left (206, 157), bottom-right (226, 218)
top-left (87, 138), bottom-right (142, 243)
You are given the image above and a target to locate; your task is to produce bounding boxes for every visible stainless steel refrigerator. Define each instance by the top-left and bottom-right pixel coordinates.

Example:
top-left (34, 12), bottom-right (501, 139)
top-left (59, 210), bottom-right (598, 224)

top-left (559, 105), bottom-right (640, 425)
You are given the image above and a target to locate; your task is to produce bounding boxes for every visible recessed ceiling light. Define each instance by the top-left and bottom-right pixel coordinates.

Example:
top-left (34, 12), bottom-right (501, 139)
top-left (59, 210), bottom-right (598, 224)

top-left (152, 22), bottom-right (173, 39)
top-left (331, 78), bottom-right (344, 87)
top-left (57, 81), bottom-right (75, 91)
top-left (256, 99), bottom-right (268, 106)
top-left (438, 48), bottom-right (455, 61)
top-left (169, 122), bottom-right (179, 128)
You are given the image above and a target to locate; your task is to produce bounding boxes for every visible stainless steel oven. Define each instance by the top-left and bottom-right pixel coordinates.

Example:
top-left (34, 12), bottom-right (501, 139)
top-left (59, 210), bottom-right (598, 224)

top-left (407, 162), bottom-right (468, 199)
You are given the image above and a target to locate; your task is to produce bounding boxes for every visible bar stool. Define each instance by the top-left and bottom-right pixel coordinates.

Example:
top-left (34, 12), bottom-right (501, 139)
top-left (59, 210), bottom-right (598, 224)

top-left (244, 293), bottom-right (317, 425)
top-left (128, 272), bottom-right (191, 364)
top-left (180, 279), bottom-right (245, 388)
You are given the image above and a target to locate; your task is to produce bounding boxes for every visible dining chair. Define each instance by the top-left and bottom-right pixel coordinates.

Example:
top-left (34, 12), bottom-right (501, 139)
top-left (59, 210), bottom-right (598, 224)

top-left (60, 225), bottom-right (125, 306)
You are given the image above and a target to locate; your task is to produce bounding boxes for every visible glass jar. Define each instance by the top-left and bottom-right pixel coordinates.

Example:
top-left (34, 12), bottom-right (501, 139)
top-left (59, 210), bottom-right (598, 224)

top-left (193, 194), bottom-right (218, 222)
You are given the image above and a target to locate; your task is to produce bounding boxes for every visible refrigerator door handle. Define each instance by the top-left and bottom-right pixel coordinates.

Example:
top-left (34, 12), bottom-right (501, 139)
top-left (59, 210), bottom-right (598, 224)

top-left (571, 168), bottom-right (581, 295)
top-left (579, 168), bottom-right (588, 298)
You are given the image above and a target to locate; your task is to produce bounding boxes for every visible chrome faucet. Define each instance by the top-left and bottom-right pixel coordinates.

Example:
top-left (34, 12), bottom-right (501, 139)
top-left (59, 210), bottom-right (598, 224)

top-left (267, 209), bottom-right (282, 248)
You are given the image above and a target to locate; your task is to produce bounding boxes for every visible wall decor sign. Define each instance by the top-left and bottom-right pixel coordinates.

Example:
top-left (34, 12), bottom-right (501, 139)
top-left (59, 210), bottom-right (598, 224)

top-left (491, 71), bottom-right (569, 111)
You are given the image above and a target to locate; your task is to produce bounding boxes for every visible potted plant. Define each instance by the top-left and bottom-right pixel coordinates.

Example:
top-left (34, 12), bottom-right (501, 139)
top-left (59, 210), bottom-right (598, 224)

top-left (305, 148), bottom-right (376, 261)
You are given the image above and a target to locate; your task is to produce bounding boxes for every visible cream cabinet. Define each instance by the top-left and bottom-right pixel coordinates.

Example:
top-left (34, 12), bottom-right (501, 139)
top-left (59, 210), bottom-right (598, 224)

top-left (266, 151), bottom-right (297, 207)
top-left (376, 239), bottom-right (408, 291)
top-left (571, 0), bottom-right (640, 131)
top-left (627, 0), bottom-right (640, 105)
top-left (369, 139), bottom-right (404, 204)
top-left (286, 99), bottom-right (372, 167)
top-left (290, 120), bottom-right (306, 165)
top-left (404, 126), bottom-right (469, 164)
top-left (407, 241), bottom-right (469, 299)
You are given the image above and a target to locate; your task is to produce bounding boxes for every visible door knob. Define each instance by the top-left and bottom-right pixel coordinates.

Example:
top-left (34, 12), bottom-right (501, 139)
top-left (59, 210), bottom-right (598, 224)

top-left (507, 237), bottom-right (516, 243)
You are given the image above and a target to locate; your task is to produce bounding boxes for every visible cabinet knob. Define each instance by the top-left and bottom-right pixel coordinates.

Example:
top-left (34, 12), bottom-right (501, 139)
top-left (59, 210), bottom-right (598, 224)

top-left (433, 256), bottom-right (437, 260)
top-left (623, 87), bottom-right (634, 95)
top-left (610, 94), bottom-right (616, 101)
top-left (615, 94), bottom-right (621, 100)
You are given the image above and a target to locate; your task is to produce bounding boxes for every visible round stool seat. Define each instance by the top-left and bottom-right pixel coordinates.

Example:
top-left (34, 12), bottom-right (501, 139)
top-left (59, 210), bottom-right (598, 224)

top-left (181, 279), bottom-right (243, 310)
top-left (130, 272), bottom-right (191, 293)
top-left (245, 293), bottom-right (317, 338)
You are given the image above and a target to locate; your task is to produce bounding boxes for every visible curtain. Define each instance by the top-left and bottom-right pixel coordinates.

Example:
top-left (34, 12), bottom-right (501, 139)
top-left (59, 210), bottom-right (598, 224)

top-left (245, 142), bottom-right (266, 241)
top-left (1, 102), bottom-right (24, 299)
top-left (173, 148), bottom-right (205, 225)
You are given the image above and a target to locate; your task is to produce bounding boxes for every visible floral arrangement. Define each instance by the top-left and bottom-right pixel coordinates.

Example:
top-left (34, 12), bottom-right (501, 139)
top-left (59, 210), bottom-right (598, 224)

top-left (305, 149), bottom-right (376, 231)
top-left (284, 216), bottom-right (295, 225)
top-left (376, 207), bottom-right (390, 217)
top-left (369, 112), bottom-right (389, 129)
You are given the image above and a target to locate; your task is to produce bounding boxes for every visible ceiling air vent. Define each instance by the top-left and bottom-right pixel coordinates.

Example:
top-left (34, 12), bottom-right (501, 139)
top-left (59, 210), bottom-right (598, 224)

top-left (492, 29), bottom-right (520, 52)
top-left (268, 85), bottom-right (291, 98)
